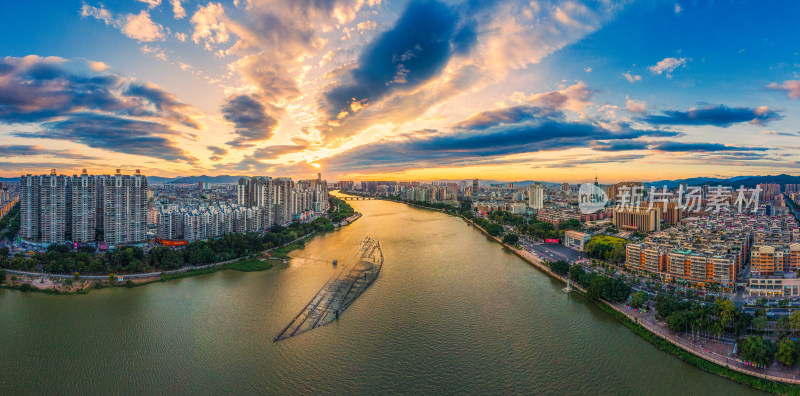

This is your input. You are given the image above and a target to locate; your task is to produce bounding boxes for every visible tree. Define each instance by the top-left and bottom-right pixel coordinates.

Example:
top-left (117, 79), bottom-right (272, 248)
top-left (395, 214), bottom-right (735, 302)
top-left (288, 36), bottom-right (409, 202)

top-left (108, 273), bottom-right (116, 284)
top-left (654, 294), bottom-right (683, 319)
top-left (775, 316), bottom-right (793, 339)
top-left (558, 218), bottom-right (581, 231)
top-left (630, 291), bottom-right (649, 308)
top-left (502, 233), bottom-right (519, 244)
top-left (716, 298), bottom-right (736, 331)
top-left (73, 272), bottom-right (80, 281)
top-left (751, 313), bottom-right (769, 335)
top-left (610, 244), bottom-right (626, 264)
top-left (667, 311), bottom-right (689, 332)
top-left (569, 264), bottom-right (585, 283)
top-left (776, 338), bottom-right (798, 366)
top-left (549, 260), bottom-right (570, 276)
top-left (0, 269), bottom-right (5, 285)
top-left (789, 310), bottom-right (800, 336)
top-left (484, 223), bottom-right (503, 237)
top-left (738, 335), bottom-right (775, 366)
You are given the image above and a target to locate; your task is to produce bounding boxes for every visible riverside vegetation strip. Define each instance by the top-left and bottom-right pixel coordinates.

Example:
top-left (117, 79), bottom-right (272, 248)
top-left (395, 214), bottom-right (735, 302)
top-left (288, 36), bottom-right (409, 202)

top-left (345, 192), bottom-right (800, 395)
top-left (0, 197), bottom-right (358, 294)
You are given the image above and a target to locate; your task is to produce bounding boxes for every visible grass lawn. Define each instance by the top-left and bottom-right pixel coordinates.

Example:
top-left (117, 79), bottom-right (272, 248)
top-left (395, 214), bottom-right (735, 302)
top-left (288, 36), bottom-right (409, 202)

top-left (590, 235), bottom-right (627, 245)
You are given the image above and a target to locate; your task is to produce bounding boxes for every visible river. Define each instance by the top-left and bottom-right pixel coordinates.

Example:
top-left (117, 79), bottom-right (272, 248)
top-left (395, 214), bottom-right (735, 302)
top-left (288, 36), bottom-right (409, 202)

top-left (0, 197), bottom-right (762, 394)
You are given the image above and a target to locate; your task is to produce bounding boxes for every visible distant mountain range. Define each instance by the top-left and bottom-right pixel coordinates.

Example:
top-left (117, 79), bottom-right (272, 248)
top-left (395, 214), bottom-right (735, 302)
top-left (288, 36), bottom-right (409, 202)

top-left (643, 174), bottom-right (800, 188)
top-left (161, 175), bottom-right (247, 184)
top-left (1, 174), bottom-right (799, 187)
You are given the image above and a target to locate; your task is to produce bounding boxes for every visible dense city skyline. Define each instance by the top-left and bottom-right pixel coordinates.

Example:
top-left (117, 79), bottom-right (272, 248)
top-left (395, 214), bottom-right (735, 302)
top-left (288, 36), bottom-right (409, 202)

top-left (2, 0), bottom-right (800, 182)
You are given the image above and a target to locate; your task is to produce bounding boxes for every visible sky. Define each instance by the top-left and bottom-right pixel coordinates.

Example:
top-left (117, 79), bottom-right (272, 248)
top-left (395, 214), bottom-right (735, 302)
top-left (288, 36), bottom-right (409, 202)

top-left (1, 0), bottom-right (799, 183)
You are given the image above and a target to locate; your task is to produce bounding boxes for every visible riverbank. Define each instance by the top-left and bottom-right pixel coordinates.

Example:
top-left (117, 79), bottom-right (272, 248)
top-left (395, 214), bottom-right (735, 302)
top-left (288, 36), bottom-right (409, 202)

top-left (1, 211), bottom-right (364, 295)
top-left (0, 255), bottom-right (284, 295)
top-left (380, 196), bottom-right (800, 394)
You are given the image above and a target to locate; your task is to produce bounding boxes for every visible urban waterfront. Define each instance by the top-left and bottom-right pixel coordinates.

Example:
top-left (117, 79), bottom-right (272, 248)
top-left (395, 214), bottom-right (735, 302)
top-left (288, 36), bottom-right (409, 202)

top-left (0, 198), bottom-right (761, 395)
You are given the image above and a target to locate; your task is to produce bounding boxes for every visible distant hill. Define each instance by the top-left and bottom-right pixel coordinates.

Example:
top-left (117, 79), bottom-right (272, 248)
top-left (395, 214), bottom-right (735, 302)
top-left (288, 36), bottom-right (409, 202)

top-left (167, 175), bottom-right (246, 184)
top-left (424, 179), bottom-right (561, 187)
top-left (147, 176), bottom-right (180, 184)
top-left (645, 174), bottom-right (800, 188)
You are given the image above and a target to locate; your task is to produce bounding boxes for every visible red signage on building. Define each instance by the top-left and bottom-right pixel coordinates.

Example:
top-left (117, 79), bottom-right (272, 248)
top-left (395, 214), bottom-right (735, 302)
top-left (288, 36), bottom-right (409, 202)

top-left (156, 238), bottom-right (189, 246)
top-left (545, 238), bottom-right (559, 243)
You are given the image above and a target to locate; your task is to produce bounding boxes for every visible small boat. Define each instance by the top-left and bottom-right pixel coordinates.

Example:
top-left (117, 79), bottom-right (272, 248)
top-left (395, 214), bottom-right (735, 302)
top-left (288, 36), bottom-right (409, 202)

top-left (332, 259), bottom-right (338, 266)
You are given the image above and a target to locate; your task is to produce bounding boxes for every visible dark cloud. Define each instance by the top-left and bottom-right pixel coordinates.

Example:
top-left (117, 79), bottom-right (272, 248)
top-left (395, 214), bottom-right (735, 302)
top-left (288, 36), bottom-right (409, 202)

top-left (322, 110), bottom-right (669, 173)
top-left (207, 145), bottom-right (228, 161)
top-left (639, 104), bottom-right (782, 127)
top-left (220, 94), bottom-right (279, 147)
top-left (0, 144), bottom-right (99, 160)
top-left (0, 56), bottom-right (201, 163)
top-left (252, 145), bottom-right (308, 159)
top-left (650, 142), bottom-right (769, 152)
top-left (207, 146), bottom-right (228, 155)
top-left (591, 140), bottom-right (768, 154)
top-left (227, 144), bottom-right (308, 172)
top-left (546, 155), bottom-right (646, 168)
top-left (124, 82), bottom-right (202, 128)
top-left (455, 106), bottom-right (553, 130)
top-left (13, 113), bottom-right (196, 163)
top-left (760, 130), bottom-right (800, 137)
top-left (323, 0), bottom-right (476, 119)
top-left (0, 56), bottom-right (200, 129)
top-left (591, 140), bottom-right (650, 151)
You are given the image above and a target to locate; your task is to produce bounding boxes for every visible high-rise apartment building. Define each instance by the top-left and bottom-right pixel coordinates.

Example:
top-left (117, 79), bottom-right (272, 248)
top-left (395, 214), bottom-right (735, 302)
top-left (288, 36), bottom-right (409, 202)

top-left (40, 171), bottom-right (71, 244)
top-left (758, 183), bottom-right (781, 201)
top-left (645, 201), bottom-right (683, 225)
top-left (100, 170), bottom-right (148, 246)
top-left (273, 177), bottom-right (294, 225)
top-left (472, 179), bottom-right (479, 197)
top-left (612, 207), bottom-right (661, 232)
top-left (785, 184), bottom-right (800, 194)
top-left (236, 175), bottom-right (327, 227)
top-left (527, 183), bottom-right (544, 209)
top-left (72, 170), bottom-right (97, 243)
top-left (606, 181), bottom-right (643, 204)
top-left (20, 174), bottom-right (41, 241)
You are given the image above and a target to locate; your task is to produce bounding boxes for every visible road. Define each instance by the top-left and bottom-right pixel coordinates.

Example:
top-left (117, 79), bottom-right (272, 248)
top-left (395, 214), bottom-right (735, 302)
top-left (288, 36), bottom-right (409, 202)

top-left (519, 239), bottom-right (587, 264)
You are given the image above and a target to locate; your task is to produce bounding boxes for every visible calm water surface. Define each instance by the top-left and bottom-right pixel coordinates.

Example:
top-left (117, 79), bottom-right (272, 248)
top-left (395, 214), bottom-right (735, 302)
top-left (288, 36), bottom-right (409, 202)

top-left (0, 198), bottom-right (762, 395)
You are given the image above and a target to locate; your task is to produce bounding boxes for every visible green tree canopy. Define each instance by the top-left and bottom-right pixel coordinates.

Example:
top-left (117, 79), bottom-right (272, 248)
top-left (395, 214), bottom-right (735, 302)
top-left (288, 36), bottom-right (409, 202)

top-left (776, 338), bottom-right (799, 366)
top-left (549, 260), bottom-right (569, 276)
top-left (739, 336), bottom-right (775, 366)
top-left (502, 233), bottom-right (520, 244)
top-left (630, 291), bottom-right (649, 308)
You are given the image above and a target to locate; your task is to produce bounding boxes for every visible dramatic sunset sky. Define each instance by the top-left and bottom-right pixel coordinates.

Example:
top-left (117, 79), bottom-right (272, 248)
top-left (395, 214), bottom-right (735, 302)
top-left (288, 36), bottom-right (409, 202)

top-left (1, 0), bottom-right (799, 182)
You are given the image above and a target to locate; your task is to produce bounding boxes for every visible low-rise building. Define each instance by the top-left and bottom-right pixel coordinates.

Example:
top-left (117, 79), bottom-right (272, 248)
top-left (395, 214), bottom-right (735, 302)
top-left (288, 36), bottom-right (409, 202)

top-left (748, 274), bottom-right (800, 297)
top-left (563, 230), bottom-right (591, 251)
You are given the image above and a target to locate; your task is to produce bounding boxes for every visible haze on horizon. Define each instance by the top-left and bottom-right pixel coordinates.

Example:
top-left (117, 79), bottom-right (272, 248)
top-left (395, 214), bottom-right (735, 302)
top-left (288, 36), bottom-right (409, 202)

top-left (1, 0), bottom-right (799, 183)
